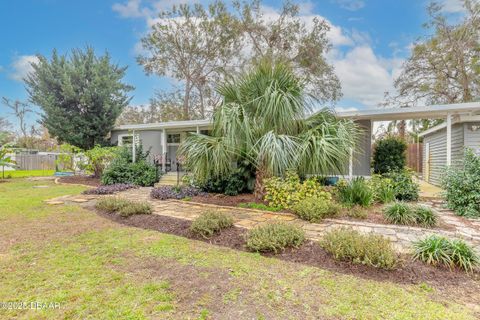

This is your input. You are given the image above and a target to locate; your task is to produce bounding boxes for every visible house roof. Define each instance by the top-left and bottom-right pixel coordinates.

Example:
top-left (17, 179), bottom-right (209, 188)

top-left (335, 102), bottom-right (480, 121)
top-left (113, 119), bottom-right (212, 131)
top-left (112, 102), bottom-right (480, 131)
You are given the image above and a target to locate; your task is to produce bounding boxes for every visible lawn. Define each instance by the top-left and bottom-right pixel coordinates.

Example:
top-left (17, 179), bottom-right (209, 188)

top-left (0, 180), bottom-right (478, 319)
top-left (1, 169), bottom-right (55, 179)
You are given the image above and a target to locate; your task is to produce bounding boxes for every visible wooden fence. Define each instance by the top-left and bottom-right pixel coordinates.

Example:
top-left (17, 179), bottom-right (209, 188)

top-left (15, 154), bottom-right (58, 171)
top-left (406, 143), bottom-right (423, 173)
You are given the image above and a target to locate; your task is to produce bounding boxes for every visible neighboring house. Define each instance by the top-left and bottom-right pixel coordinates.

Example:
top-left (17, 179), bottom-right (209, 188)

top-left (419, 118), bottom-right (480, 186)
top-left (111, 102), bottom-right (480, 182)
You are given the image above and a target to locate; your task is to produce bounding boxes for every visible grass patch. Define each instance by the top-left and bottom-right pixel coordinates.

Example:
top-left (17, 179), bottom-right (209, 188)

top-left (384, 202), bottom-right (438, 227)
top-left (190, 211), bottom-right (234, 238)
top-left (321, 227), bottom-right (398, 270)
top-left (0, 169), bottom-right (55, 179)
top-left (413, 235), bottom-right (479, 272)
top-left (246, 222), bottom-right (305, 253)
top-left (345, 205), bottom-right (368, 219)
top-left (238, 202), bottom-right (281, 212)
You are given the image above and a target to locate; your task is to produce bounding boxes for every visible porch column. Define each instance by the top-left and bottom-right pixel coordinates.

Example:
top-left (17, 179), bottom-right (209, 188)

top-left (348, 147), bottom-right (353, 180)
top-left (196, 125), bottom-right (200, 134)
top-left (446, 113), bottom-right (452, 166)
top-left (162, 129), bottom-right (167, 172)
top-left (132, 130), bottom-right (136, 163)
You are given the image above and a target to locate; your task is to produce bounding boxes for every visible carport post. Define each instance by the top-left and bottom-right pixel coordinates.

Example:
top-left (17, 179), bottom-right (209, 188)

top-left (132, 130), bottom-right (136, 163)
top-left (162, 129), bottom-right (167, 172)
top-left (446, 113), bottom-right (452, 166)
top-left (196, 125), bottom-right (200, 134)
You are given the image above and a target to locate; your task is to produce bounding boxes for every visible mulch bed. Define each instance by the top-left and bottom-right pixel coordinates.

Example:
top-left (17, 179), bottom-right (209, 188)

top-left (95, 209), bottom-right (479, 291)
top-left (58, 175), bottom-right (101, 187)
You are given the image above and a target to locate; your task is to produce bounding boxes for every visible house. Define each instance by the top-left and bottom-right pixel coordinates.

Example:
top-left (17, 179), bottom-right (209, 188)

top-left (419, 117), bottom-right (480, 186)
top-left (111, 102), bottom-right (480, 183)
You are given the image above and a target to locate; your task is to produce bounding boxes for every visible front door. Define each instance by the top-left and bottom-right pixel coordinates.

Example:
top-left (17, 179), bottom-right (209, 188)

top-left (167, 145), bottom-right (178, 170)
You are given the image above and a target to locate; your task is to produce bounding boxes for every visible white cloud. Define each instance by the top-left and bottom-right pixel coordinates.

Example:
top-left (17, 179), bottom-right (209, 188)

top-left (9, 55), bottom-right (39, 82)
top-left (331, 46), bottom-right (403, 107)
top-left (112, 0), bottom-right (146, 18)
top-left (440, 0), bottom-right (466, 13)
top-left (333, 0), bottom-right (365, 11)
top-left (335, 106), bottom-right (358, 113)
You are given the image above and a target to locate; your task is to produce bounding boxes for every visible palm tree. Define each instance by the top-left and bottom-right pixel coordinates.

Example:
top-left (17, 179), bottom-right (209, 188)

top-left (0, 146), bottom-right (16, 179)
top-left (179, 61), bottom-right (358, 198)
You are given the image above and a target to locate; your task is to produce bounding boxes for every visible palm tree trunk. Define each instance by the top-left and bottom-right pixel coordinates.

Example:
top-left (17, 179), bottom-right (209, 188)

top-left (253, 166), bottom-right (268, 200)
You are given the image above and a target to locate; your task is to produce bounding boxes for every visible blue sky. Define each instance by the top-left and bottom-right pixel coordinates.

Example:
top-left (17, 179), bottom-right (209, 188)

top-left (0, 0), bottom-right (465, 128)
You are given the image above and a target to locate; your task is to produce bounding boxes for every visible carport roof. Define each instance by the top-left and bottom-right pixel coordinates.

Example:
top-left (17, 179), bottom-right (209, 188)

top-left (336, 102), bottom-right (480, 121)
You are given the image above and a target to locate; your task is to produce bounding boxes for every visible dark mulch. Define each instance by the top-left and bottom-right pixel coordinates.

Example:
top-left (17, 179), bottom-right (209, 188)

top-left (95, 209), bottom-right (479, 292)
top-left (59, 175), bottom-right (101, 187)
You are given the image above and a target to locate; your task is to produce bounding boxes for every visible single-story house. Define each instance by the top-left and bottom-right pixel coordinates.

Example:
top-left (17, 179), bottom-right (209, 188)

top-left (111, 102), bottom-right (480, 182)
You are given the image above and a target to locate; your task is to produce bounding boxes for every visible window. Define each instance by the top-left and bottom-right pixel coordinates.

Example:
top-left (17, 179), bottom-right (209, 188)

top-left (167, 134), bottom-right (181, 143)
top-left (118, 134), bottom-right (133, 146)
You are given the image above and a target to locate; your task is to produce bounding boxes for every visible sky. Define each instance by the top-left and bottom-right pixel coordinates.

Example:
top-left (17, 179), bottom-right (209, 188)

top-left (0, 0), bottom-right (467, 128)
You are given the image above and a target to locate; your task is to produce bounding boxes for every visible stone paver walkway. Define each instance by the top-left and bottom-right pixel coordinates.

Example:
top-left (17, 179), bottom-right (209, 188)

top-left (45, 187), bottom-right (480, 253)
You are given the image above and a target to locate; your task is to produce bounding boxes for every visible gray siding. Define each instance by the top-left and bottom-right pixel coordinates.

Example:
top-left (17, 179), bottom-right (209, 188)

top-left (353, 120), bottom-right (372, 176)
top-left (422, 123), bottom-right (464, 186)
top-left (111, 130), bottom-right (163, 160)
top-left (464, 122), bottom-right (480, 153)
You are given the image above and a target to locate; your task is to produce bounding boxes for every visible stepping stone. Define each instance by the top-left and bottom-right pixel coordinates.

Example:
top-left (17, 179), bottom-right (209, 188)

top-left (72, 198), bottom-right (89, 203)
top-left (46, 201), bottom-right (64, 205)
top-left (235, 220), bottom-right (257, 228)
top-left (33, 185), bottom-right (49, 188)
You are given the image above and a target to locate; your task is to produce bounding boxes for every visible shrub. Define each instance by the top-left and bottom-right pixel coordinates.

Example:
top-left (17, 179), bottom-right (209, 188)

top-left (291, 197), bottom-right (340, 222)
top-left (95, 197), bottom-right (130, 213)
top-left (373, 136), bottom-right (407, 174)
top-left (413, 235), bottom-right (479, 272)
top-left (320, 227), bottom-right (397, 270)
top-left (118, 201), bottom-right (152, 217)
top-left (84, 145), bottom-right (119, 178)
top-left (264, 171), bottom-right (330, 209)
top-left (385, 169), bottom-right (419, 201)
top-left (337, 177), bottom-right (373, 207)
top-left (190, 211), bottom-right (234, 238)
top-left (199, 163), bottom-right (255, 196)
top-left (383, 202), bottom-right (416, 225)
top-left (238, 202), bottom-right (282, 212)
top-left (150, 185), bottom-right (203, 200)
top-left (369, 175), bottom-right (395, 204)
top-left (442, 149), bottom-right (480, 217)
top-left (101, 145), bottom-right (158, 187)
top-left (346, 205), bottom-right (368, 219)
top-left (413, 206), bottom-right (438, 228)
top-left (95, 197), bottom-right (152, 217)
top-left (83, 183), bottom-right (137, 195)
top-left (246, 222), bottom-right (305, 253)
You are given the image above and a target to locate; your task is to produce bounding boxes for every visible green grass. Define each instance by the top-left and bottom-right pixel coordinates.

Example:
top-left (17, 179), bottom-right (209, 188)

top-left (0, 179), bottom-right (476, 319)
top-left (0, 169), bottom-right (55, 179)
top-left (238, 202), bottom-right (282, 212)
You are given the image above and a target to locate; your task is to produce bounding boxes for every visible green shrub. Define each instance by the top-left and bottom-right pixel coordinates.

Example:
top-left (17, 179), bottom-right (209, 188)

top-left (264, 171), bottom-right (331, 209)
top-left (385, 169), bottom-right (419, 201)
top-left (199, 163), bottom-right (255, 196)
top-left (291, 197), bottom-right (340, 222)
top-left (383, 202), bottom-right (416, 225)
top-left (101, 145), bottom-right (158, 187)
top-left (95, 197), bottom-right (152, 217)
top-left (373, 136), bottom-right (407, 174)
top-left (320, 227), bottom-right (397, 270)
top-left (413, 206), bottom-right (437, 228)
top-left (246, 222), bottom-right (305, 253)
top-left (413, 235), bottom-right (479, 272)
top-left (442, 149), bottom-right (480, 217)
top-left (337, 177), bottom-right (373, 207)
top-left (118, 202), bottom-right (152, 217)
top-left (346, 205), bottom-right (368, 219)
top-left (369, 175), bottom-right (395, 203)
top-left (95, 197), bottom-right (130, 213)
top-left (84, 145), bottom-right (119, 178)
top-left (190, 211), bottom-right (234, 238)
top-left (238, 202), bottom-right (281, 212)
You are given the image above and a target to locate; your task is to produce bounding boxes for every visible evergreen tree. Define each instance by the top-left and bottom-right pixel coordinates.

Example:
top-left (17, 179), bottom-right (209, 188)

top-left (25, 47), bottom-right (133, 150)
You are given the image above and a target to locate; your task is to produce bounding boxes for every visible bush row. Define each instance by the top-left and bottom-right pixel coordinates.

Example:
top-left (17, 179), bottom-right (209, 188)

top-left (383, 202), bottom-right (437, 227)
top-left (83, 183), bottom-right (137, 195)
top-left (95, 197), bottom-right (152, 217)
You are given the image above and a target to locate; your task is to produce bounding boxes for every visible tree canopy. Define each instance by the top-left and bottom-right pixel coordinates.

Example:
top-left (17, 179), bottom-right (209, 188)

top-left (25, 47), bottom-right (133, 150)
top-left (179, 61), bottom-right (357, 197)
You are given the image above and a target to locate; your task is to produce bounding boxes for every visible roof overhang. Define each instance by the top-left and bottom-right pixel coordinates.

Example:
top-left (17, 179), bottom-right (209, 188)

top-left (113, 119), bottom-right (212, 131)
top-left (336, 102), bottom-right (480, 121)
